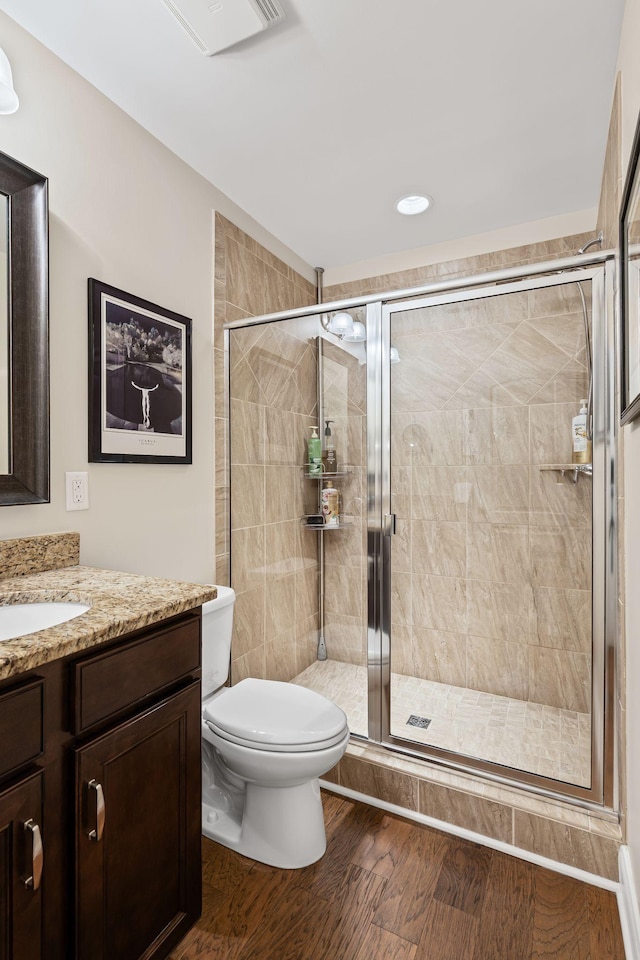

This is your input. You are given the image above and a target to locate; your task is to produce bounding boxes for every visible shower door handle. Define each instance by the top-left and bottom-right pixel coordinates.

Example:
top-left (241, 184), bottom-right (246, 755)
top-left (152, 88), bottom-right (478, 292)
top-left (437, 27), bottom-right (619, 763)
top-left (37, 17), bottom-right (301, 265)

top-left (384, 513), bottom-right (396, 537)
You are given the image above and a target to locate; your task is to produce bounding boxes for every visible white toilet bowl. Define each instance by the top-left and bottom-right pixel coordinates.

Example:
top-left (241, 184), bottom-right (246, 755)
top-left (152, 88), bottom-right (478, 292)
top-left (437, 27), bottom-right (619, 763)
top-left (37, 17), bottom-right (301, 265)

top-left (201, 670), bottom-right (349, 868)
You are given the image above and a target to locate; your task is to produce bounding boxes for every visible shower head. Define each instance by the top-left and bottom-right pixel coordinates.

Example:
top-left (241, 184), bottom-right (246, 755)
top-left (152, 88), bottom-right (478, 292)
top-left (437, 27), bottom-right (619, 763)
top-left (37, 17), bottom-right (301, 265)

top-left (578, 231), bottom-right (604, 255)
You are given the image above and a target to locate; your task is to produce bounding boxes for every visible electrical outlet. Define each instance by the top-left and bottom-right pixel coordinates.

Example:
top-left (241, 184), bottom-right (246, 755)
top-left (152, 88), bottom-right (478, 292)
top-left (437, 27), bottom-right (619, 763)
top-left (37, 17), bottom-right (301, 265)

top-left (65, 472), bottom-right (89, 511)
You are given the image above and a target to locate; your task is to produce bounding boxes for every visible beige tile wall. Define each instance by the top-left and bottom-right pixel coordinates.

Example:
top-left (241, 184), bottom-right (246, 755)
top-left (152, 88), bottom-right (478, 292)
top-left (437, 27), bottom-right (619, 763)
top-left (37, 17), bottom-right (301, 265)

top-left (388, 282), bottom-right (593, 710)
top-left (213, 214), bottom-right (316, 681)
top-left (321, 338), bottom-right (368, 666)
top-left (229, 319), bottom-right (320, 682)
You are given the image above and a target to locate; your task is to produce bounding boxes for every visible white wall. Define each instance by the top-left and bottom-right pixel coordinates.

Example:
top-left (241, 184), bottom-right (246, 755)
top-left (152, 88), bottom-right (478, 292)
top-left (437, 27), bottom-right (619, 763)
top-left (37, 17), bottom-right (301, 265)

top-left (619, 0), bottom-right (640, 905)
top-left (0, 12), bottom-right (309, 583)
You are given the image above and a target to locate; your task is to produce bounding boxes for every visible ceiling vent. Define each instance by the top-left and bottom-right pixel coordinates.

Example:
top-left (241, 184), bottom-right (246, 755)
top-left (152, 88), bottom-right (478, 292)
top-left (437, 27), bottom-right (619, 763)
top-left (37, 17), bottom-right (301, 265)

top-left (161, 0), bottom-right (285, 56)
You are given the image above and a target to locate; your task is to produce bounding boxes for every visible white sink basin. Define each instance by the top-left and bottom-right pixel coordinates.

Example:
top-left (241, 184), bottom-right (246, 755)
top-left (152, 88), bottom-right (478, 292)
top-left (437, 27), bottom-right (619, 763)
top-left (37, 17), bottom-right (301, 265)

top-left (0, 602), bottom-right (91, 641)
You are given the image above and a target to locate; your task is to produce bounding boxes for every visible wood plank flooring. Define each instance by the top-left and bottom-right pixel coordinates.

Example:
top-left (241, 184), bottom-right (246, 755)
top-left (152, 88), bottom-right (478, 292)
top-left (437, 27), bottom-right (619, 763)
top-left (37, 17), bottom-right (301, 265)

top-left (168, 791), bottom-right (626, 960)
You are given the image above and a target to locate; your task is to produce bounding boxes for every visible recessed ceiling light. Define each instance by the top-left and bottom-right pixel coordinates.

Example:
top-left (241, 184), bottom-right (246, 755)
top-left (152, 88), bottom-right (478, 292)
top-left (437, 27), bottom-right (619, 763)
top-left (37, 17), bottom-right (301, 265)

top-left (395, 194), bottom-right (431, 216)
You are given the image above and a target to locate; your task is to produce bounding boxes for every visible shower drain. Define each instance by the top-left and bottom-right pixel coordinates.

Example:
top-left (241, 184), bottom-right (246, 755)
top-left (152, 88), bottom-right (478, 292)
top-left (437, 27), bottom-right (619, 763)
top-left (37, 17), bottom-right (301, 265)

top-left (406, 715), bottom-right (432, 729)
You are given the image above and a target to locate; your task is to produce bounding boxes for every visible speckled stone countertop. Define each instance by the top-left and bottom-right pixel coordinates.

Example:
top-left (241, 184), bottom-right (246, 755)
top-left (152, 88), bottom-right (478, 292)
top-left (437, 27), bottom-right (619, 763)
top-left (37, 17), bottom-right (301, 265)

top-left (0, 564), bottom-right (217, 681)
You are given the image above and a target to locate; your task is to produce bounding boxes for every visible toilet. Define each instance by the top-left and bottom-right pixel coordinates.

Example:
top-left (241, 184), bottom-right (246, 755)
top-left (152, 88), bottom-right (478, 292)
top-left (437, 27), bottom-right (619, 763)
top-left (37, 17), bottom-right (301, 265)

top-left (200, 587), bottom-right (349, 869)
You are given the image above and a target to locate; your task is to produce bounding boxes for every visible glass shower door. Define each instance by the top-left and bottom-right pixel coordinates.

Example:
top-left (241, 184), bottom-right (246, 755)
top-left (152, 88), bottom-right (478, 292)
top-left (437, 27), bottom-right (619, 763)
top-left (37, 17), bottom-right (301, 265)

top-left (377, 268), bottom-right (605, 797)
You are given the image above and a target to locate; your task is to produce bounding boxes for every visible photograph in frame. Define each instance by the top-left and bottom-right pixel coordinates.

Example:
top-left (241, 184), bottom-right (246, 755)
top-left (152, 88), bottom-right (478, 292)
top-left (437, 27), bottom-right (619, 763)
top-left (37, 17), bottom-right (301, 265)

top-left (88, 279), bottom-right (192, 463)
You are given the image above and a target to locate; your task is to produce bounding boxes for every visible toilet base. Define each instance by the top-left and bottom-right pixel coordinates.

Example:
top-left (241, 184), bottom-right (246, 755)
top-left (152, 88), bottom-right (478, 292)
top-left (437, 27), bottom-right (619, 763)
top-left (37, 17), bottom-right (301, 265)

top-left (202, 777), bottom-right (327, 869)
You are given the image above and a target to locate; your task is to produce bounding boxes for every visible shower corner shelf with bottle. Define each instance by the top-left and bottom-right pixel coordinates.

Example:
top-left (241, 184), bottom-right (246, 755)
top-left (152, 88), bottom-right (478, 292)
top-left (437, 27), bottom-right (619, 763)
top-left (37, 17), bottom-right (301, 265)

top-left (301, 468), bottom-right (353, 530)
top-left (302, 422), bottom-right (352, 530)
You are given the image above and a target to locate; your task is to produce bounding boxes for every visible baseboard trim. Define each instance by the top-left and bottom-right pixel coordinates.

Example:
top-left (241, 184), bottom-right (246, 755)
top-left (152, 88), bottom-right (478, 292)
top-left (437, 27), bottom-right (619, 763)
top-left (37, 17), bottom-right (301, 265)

top-left (320, 780), bottom-right (620, 893)
top-left (618, 847), bottom-right (640, 960)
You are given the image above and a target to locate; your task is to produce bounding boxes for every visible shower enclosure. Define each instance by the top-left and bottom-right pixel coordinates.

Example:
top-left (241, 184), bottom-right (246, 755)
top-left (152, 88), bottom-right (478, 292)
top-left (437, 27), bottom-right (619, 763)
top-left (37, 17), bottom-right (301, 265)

top-left (226, 251), bottom-right (617, 806)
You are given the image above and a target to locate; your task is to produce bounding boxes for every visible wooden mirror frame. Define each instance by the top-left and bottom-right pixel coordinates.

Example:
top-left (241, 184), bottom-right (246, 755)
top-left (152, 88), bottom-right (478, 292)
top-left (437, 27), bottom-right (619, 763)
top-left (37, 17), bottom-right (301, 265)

top-left (0, 152), bottom-right (49, 505)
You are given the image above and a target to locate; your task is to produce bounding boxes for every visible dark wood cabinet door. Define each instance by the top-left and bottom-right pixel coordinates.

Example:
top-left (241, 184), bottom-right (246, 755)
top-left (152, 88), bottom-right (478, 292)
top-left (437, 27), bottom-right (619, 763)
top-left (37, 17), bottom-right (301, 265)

top-left (0, 769), bottom-right (43, 960)
top-left (74, 682), bottom-right (201, 960)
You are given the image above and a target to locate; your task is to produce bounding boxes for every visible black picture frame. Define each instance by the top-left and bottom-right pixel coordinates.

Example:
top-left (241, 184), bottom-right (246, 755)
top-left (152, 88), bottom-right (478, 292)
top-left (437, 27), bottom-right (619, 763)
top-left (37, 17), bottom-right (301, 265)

top-left (620, 109), bottom-right (640, 425)
top-left (88, 279), bottom-right (192, 463)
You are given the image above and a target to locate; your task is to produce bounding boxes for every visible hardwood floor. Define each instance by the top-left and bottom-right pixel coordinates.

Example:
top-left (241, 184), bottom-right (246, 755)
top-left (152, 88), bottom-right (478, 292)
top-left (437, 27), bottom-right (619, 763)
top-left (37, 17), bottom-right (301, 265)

top-left (168, 791), bottom-right (626, 960)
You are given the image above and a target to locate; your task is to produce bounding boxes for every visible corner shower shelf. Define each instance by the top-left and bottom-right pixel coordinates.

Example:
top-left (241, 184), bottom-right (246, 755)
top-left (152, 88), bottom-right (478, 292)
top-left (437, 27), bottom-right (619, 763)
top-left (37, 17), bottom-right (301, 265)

top-left (301, 517), bottom-right (353, 530)
top-left (303, 470), bottom-right (350, 480)
top-left (539, 463), bottom-right (592, 483)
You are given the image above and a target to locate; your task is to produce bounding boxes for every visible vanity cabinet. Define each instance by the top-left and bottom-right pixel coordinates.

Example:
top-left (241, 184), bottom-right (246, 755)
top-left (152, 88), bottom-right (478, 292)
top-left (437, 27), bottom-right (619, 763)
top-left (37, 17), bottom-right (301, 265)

top-left (0, 608), bottom-right (202, 960)
top-left (0, 769), bottom-right (44, 960)
top-left (74, 682), bottom-right (201, 960)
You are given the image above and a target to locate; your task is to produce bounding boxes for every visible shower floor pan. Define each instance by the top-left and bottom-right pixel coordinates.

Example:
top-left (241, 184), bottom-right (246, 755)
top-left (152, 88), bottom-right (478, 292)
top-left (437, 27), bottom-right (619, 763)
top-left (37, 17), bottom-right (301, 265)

top-left (292, 660), bottom-right (590, 787)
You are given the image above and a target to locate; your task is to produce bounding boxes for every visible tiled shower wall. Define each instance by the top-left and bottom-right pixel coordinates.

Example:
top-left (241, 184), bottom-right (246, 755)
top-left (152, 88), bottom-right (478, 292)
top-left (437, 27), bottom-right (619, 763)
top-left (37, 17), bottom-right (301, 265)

top-left (213, 214), bottom-right (316, 681)
top-left (321, 339), bottom-right (367, 666)
top-left (321, 236), bottom-right (595, 712)
top-left (389, 283), bottom-right (592, 711)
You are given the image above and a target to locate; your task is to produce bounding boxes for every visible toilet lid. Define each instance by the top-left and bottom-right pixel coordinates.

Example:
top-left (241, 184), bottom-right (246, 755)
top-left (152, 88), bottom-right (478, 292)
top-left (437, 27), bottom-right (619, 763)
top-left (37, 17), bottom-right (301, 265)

top-left (203, 678), bottom-right (349, 751)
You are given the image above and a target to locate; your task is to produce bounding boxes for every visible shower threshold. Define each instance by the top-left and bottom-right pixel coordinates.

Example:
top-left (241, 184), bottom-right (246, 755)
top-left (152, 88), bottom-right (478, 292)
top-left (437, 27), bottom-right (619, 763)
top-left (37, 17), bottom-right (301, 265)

top-left (292, 660), bottom-right (590, 788)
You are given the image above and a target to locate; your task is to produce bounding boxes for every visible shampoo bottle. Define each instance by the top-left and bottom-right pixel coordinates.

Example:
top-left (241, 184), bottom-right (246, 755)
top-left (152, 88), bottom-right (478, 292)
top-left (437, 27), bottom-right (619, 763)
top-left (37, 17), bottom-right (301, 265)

top-left (321, 480), bottom-right (340, 525)
top-left (323, 420), bottom-right (338, 473)
top-left (571, 399), bottom-right (592, 464)
top-left (308, 426), bottom-right (322, 476)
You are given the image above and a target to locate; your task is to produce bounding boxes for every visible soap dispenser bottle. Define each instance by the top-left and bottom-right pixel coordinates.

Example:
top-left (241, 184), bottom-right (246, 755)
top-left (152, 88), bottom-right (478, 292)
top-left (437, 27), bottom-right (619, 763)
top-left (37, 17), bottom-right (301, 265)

top-left (321, 479), bottom-right (340, 525)
top-left (323, 420), bottom-right (338, 473)
top-left (571, 399), bottom-right (592, 464)
top-left (308, 426), bottom-right (322, 476)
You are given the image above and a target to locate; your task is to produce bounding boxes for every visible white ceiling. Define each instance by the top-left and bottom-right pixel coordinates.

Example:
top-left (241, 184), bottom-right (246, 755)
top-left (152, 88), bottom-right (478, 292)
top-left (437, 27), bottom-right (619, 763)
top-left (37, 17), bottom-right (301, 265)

top-left (0, 0), bottom-right (626, 269)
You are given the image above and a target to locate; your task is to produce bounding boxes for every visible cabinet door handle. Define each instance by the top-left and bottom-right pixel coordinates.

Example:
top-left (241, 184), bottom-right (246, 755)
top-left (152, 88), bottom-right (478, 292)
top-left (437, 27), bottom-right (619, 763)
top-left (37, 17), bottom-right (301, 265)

top-left (23, 819), bottom-right (43, 891)
top-left (87, 779), bottom-right (105, 842)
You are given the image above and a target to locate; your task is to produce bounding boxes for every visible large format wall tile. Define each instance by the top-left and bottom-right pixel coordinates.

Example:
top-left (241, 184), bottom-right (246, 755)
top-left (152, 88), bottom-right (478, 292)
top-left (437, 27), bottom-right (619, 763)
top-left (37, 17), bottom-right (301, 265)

top-left (408, 410), bottom-right (465, 466)
top-left (417, 780), bottom-right (512, 843)
top-left (464, 406), bottom-right (529, 465)
top-left (466, 579), bottom-right (530, 644)
top-left (468, 465), bottom-right (529, 524)
top-left (513, 811), bottom-right (619, 881)
top-left (530, 402), bottom-right (582, 464)
top-left (337, 755), bottom-right (420, 811)
top-left (467, 635), bottom-right (529, 700)
top-left (529, 467), bottom-right (592, 528)
top-left (413, 521), bottom-right (467, 578)
top-left (406, 627), bottom-right (468, 686)
top-left (530, 526), bottom-right (591, 589)
top-left (232, 583), bottom-right (265, 659)
top-left (530, 587), bottom-right (591, 652)
top-left (528, 647), bottom-right (591, 713)
top-left (411, 466), bottom-right (468, 521)
top-left (481, 322), bottom-right (570, 404)
top-left (230, 464), bottom-right (264, 530)
top-left (467, 523), bottom-right (529, 583)
top-left (412, 575), bottom-right (467, 635)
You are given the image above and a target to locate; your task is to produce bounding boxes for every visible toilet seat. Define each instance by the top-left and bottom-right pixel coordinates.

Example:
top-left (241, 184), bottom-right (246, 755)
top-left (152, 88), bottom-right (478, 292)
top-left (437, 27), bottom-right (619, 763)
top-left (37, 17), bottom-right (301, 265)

top-left (203, 678), bottom-right (349, 753)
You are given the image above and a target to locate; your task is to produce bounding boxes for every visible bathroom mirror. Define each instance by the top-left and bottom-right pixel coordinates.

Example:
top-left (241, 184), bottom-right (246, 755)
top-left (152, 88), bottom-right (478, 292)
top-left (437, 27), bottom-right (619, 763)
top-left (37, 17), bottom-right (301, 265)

top-left (0, 151), bottom-right (49, 505)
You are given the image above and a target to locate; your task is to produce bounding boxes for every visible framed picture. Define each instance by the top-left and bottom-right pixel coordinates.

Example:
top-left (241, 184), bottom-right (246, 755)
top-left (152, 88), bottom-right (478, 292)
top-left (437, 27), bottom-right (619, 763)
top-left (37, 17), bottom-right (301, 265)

top-left (88, 279), bottom-right (192, 463)
top-left (620, 110), bottom-right (640, 425)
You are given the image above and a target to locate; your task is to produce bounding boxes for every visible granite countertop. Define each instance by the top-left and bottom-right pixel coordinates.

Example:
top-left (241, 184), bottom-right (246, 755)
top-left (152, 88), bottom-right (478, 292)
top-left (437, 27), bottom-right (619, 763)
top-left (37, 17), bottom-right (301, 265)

top-left (0, 565), bottom-right (217, 681)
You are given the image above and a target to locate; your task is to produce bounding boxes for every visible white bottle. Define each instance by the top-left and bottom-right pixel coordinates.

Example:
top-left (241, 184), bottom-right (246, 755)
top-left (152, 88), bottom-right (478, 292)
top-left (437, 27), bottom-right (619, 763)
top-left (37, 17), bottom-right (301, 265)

top-left (571, 399), bottom-right (591, 464)
top-left (321, 480), bottom-right (340, 525)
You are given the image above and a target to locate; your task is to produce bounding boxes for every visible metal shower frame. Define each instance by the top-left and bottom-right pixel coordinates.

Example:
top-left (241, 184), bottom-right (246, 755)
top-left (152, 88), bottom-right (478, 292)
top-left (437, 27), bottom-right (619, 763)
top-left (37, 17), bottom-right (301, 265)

top-left (224, 246), bottom-right (618, 810)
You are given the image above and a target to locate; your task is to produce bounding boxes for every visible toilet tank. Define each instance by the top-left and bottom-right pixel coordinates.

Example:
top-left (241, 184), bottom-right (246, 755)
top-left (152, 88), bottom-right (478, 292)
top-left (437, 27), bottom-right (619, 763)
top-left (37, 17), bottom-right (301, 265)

top-left (201, 586), bottom-right (236, 698)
